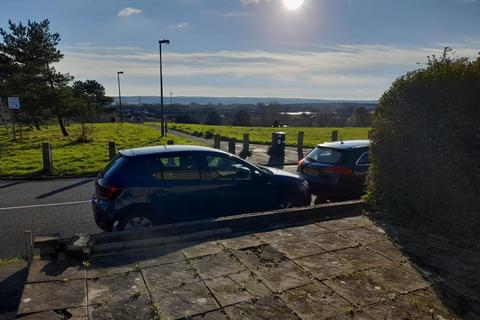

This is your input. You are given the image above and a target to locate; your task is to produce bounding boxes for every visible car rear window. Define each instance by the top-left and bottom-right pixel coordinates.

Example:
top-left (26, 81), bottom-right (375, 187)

top-left (100, 155), bottom-right (127, 179)
top-left (306, 147), bottom-right (343, 164)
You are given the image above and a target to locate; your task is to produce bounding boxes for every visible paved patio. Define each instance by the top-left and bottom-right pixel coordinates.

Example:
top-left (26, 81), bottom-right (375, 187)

top-left (16, 215), bottom-right (480, 319)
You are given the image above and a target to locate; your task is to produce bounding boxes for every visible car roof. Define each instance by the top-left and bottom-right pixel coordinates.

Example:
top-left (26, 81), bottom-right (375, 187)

top-left (317, 140), bottom-right (370, 150)
top-left (119, 145), bottom-right (228, 157)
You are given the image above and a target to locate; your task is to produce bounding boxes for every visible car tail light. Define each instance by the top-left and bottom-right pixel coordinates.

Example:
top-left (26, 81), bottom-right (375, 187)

top-left (96, 182), bottom-right (123, 200)
top-left (323, 166), bottom-right (353, 175)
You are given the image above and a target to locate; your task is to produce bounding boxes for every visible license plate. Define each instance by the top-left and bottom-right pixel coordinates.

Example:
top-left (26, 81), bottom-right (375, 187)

top-left (303, 166), bottom-right (319, 176)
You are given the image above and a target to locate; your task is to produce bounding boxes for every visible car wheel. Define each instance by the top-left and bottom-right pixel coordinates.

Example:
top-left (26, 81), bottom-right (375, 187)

top-left (278, 201), bottom-right (294, 209)
top-left (118, 214), bottom-right (154, 231)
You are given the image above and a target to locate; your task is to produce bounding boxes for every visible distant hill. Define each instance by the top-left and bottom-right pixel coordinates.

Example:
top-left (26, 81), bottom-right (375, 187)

top-left (112, 96), bottom-right (378, 106)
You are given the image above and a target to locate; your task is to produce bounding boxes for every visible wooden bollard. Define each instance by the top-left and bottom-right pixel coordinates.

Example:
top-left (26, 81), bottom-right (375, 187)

top-left (24, 230), bottom-right (33, 266)
top-left (228, 139), bottom-right (236, 155)
top-left (42, 143), bottom-right (52, 173)
top-left (331, 130), bottom-right (339, 142)
top-left (243, 133), bottom-right (249, 154)
top-left (108, 141), bottom-right (116, 160)
top-left (214, 134), bottom-right (221, 149)
top-left (297, 131), bottom-right (304, 151)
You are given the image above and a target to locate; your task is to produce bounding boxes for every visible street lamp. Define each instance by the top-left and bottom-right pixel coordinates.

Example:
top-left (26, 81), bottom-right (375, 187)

top-left (159, 39), bottom-right (170, 137)
top-left (170, 92), bottom-right (173, 106)
top-left (117, 71), bottom-right (124, 123)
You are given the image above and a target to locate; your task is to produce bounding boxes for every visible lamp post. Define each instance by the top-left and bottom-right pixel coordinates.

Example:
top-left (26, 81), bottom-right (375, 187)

top-left (159, 39), bottom-right (170, 137)
top-left (117, 71), bottom-right (124, 123)
top-left (170, 92), bottom-right (173, 106)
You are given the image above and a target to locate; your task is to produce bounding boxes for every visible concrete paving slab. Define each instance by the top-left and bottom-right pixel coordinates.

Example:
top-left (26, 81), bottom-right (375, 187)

top-left (337, 227), bottom-right (386, 245)
top-left (332, 247), bottom-right (391, 272)
top-left (136, 247), bottom-right (186, 269)
top-left (234, 244), bottom-right (287, 270)
top-left (0, 262), bottom-right (27, 316)
top-left (365, 240), bottom-right (408, 262)
top-left (364, 264), bottom-right (431, 294)
top-left (316, 219), bottom-right (356, 231)
top-left (224, 296), bottom-right (298, 320)
top-left (152, 281), bottom-right (219, 320)
top-left (219, 234), bottom-right (265, 250)
top-left (281, 282), bottom-right (353, 320)
top-left (142, 260), bottom-right (200, 289)
top-left (17, 307), bottom-right (87, 319)
top-left (269, 237), bottom-right (325, 259)
top-left (88, 272), bottom-right (151, 320)
top-left (252, 260), bottom-right (313, 293)
top-left (283, 223), bottom-right (331, 238)
top-left (254, 228), bottom-right (298, 243)
top-left (189, 251), bottom-right (246, 280)
top-left (17, 279), bottom-right (86, 315)
top-left (27, 259), bottom-right (85, 283)
top-left (295, 253), bottom-right (356, 280)
top-left (190, 310), bottom-right (230, 319)
top-left (204, 276), bottom-right (255, 307)
top-left (227, 271), bottom-right (271, 298)
top-left (308, 232), bottom-right (358, 251)
top-left (181, 240), bottom-right (223, 258)
top-left (323, 270), bottom-right (397, 306)
top-left (86, 254), bottom-right (138, 279)
top-left (327, 311), bottom-right (374, 320)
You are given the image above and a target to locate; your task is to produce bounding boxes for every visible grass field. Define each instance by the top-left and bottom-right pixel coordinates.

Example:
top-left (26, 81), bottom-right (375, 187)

top-left (166, 123), bottom-right (370, 148)
top-left (0, 123), bottom-right (199, 177)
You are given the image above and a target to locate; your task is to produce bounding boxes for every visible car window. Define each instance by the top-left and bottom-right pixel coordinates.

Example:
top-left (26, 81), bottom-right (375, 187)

top-left (206, 155), bottom-right (252, 180)
top-left (154, 155), bottom-right (201, 181)
top-left (356, 152), bottom-right (370, 166)
top-left (306, 147), bottom-right (343, 164)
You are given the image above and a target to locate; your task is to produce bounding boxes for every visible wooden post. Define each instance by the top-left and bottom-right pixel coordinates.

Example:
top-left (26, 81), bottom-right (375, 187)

top-left (243, 133), bottom-right (249, 154)
top-left (42, 143), bottom-right (52, 173)
top-left (24, 230), bottom-right (33, 266)
top-left (214, 134), bottom-right (221, 149)
top-left (297, 131), bottom-right (304, 152)
top-left (108, 141), bottom-right (116, 160)
top-left (331, 130), bottom-right (339, 142)
top-left (228, 138), bottom-right (236, 155)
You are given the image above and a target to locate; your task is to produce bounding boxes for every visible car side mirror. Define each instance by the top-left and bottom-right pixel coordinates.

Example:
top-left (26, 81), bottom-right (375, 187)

top-left (253, 170), bottom-right (264, 180)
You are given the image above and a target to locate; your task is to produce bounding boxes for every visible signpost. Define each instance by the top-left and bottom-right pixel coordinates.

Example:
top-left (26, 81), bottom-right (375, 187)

top-left (8, 96), bottom-right (20, 110)
top-left (7, 97), bottom-right (20, 141)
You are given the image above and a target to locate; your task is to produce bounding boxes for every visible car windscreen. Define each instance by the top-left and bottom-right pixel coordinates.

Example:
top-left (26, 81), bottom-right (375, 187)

top-left (306, 147), bottom-right (343, 164)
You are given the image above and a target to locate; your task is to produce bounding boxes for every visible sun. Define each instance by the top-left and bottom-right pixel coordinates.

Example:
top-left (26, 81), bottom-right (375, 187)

top-left (282, 0), bottom-right (305, 10)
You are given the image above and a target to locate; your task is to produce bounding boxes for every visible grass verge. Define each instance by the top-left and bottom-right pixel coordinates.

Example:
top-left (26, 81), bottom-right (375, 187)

top-left (0, 123), bottom-right (201, 177)
top-left (159, 123), bottom-right (370, 148)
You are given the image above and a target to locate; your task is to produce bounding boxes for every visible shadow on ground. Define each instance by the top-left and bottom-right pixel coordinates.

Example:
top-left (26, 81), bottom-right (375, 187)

top-left (371, 214), bottom-right (480, 319)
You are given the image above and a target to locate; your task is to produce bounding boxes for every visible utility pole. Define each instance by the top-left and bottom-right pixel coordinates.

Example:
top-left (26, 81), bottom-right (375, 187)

top-left (159, 39), bottom-right (170, 137)
top-left (117, 71), bottom-right (124, 123)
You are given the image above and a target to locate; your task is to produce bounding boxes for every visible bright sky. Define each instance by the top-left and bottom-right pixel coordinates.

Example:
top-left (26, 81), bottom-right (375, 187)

top-left (1, 0), bottom-right (479, 99)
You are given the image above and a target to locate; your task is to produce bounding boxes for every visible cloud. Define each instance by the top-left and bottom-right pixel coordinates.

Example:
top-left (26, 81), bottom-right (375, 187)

top-left (240, 0), bottom-right (270, 5)
top-left (56, 41), bottom-right (480, 99)
top-left (117, 7), bottom-right (142, 17)
top-left (169, 22), bottom-right (189, 29)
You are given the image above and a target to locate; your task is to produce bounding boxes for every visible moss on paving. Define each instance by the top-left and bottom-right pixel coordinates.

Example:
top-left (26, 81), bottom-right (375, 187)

top-left (158, 123), bottom-right (370, 148)
top-left (0, 123), bottom-right (201, 177)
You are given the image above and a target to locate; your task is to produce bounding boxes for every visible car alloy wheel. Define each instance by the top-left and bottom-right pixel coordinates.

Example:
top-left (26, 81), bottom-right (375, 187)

top-left (278, 201), bottom-right (294, 209)
top-left (123, 217), bottom-right (153, 230)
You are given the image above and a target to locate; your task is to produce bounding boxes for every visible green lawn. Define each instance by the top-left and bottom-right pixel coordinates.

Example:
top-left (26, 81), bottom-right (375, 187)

top-left (164, 123), bottom-right (370, 148)
top-left (0, 123), bottom-right (200, 177)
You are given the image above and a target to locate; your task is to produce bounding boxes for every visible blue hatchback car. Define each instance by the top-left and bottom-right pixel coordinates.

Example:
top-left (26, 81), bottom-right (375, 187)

top-left (92, 145), bottom-right (311, 231)
top-left (297, 140), bottom-right (370, 204)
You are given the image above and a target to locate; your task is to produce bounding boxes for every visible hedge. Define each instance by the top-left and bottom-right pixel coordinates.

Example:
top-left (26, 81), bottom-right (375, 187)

top-left (367, 49), bottom-right (480, 246)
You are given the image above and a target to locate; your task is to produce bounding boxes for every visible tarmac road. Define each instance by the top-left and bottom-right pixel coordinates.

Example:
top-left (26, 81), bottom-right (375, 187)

top-left (0, 165), bottom-right (300, 259)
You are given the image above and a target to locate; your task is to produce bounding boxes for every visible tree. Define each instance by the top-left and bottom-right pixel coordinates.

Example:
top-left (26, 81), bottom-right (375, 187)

top-left (72, 80), bottom-right (113, 115)
top-left (205, 109), bottom-right (222, 125)
top-left (0, 19), bottom-right (71, 133)
top-left (232, 110), bottom-right (250, 126)
top-left (351, 106), bottom-right (371, 127)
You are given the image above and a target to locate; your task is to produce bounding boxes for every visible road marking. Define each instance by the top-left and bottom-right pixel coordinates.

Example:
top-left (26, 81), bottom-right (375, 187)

top-left (0, 200), bottom-right (91, 211)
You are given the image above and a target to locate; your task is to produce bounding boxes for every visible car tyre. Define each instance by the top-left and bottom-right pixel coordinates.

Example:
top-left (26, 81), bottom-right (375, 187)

top-left (117, 210), bottom-right (155, 231)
